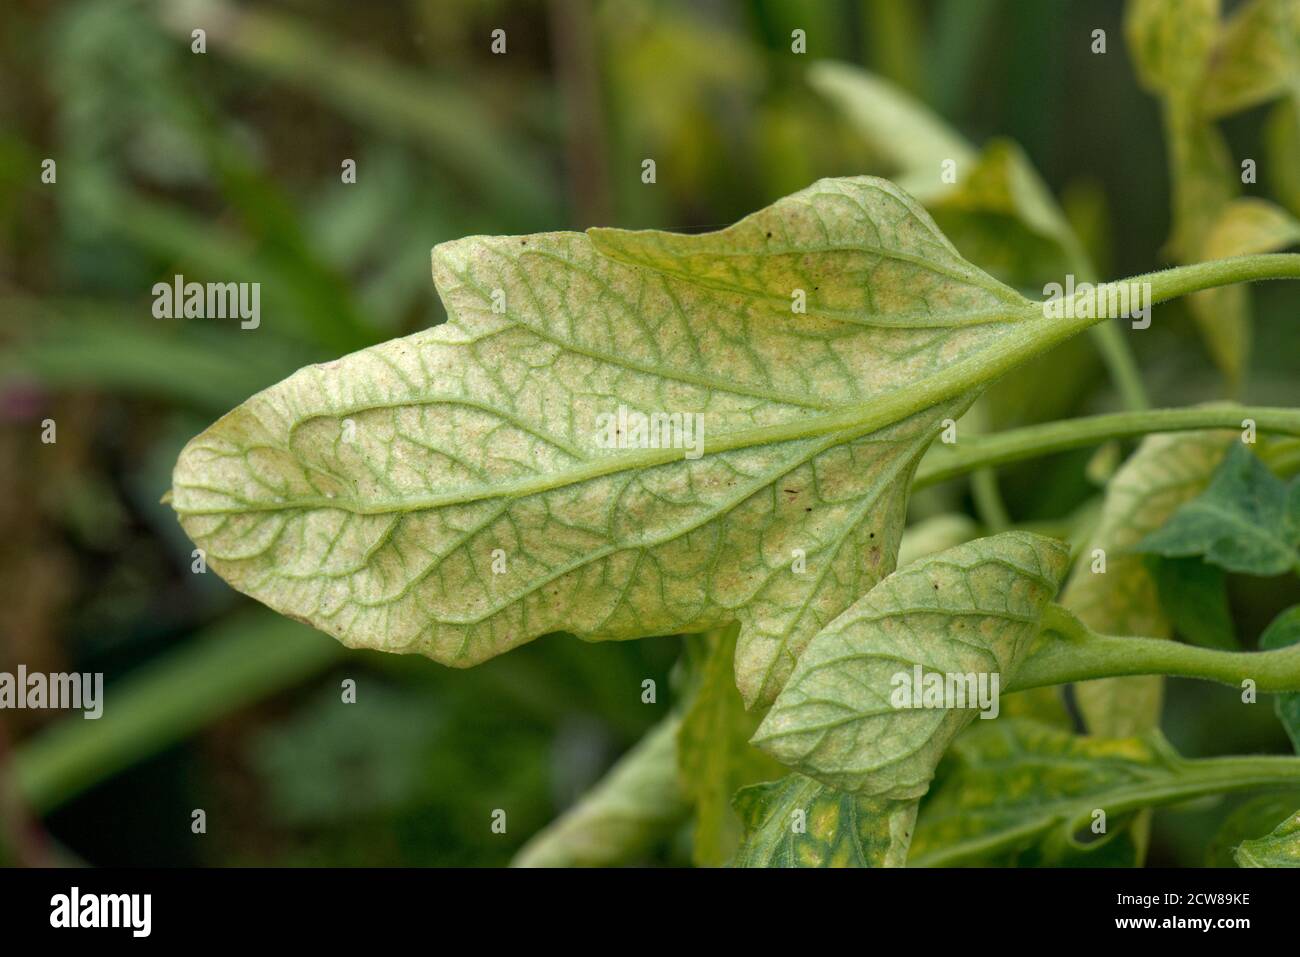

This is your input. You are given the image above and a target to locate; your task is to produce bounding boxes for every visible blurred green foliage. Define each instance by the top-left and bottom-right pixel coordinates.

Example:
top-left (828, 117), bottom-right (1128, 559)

top-left (1, 0), bottom-right (1298, 867)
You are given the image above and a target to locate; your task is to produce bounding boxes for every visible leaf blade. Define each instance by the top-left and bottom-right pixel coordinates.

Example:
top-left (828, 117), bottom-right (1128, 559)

top-left (731, 774), bottom-right (916, 868)
top-left (168, 177), bottom-right (1041, 708)
top-left (1135, 443), bottom-right (1300, 577)
top-left (753, 531), bottom-right (1070, 797)
top-left (1236, 809), bottom-right (1300, 867)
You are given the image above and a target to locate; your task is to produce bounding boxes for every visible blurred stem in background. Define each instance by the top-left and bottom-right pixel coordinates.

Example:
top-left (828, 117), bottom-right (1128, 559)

top-left (549, 0), bottom-right (612, 228)
top-left (13, 612), bottom-right (344, 816)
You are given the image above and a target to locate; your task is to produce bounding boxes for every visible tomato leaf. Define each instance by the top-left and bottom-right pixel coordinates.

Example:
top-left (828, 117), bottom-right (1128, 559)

top-left (1236, 809), bottom-right (1300, 867)
top-left (512, 715), bottom-right (688, 868)
top-left (910, 719), bottom-right (1177, 867)
top-left (731, 774), bottom-right (916, 867)
top-left (168, 176), bottom-right (1043, 708)
top-left (1135, 443), bottom-right (1300, 577)
top-left (1146, 555), bottom-right (1238, 650)
top-left (1200, 0), bottom-right (1300, 119)
top-left (1062, 430), bottom-right (1233, 736)
top-left (1260, 605), bottom-right (1300, 753)
top-left (752, 532), bottom-right (1069, 797)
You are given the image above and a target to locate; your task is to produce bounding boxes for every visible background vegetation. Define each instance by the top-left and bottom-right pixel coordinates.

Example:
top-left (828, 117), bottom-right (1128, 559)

top-left (1, 0), bottom-right (1297, 866)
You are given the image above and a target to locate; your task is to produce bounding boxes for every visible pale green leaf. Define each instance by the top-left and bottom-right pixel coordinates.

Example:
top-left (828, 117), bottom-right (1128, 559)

top-left (806, 61), bottom-right (975, 188)
top-left (1265, 96), bottom-right (1300, 217)
top-left (910, 718), bottom-right (1178, 867)
top-left (1200, 0), bottom-right (1300, 119)
top-left (1207, 792), bottom-right (1300, 865)
top-left (1188, 198), bottom-right (1300, 381)
top-left (810, 62), bottom-right (1084, 286)
top-left (1124, 0), bottom-right (1292, 377)
top-left (925, 139), bottom-right (1086, 284)
top-left (677, 624), bottom-right (784, 866)
top-left (753, 532), bottom-right (1069, 798)
top-left (731, 774), bottom-right (916, 867)
top-left (168, 176), bottom-right (1040, 708)
top-left (1236, 809), bottom-right (1300, 867)
top-left (1198, 198), bottom-right (1300, 259)
top-left (1126, 0), bottom-right (1222, 98)
top-left (1163, 110), bottom-right (1238, 264)
top-left (1128, 0), bottom-right (1237, 261)
top-left (512, 714), bottom-right (689, 868)
top-left (912, 446), bottom-right (1080, 742)
top-left (1062, 429), bottom-right (1234, 736)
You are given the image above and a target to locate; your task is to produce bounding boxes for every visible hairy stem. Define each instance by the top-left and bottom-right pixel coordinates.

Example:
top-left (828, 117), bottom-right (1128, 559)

top-left (914, 405), bottom-right (1296, 488)
top-left (1079, 754), bottom-right (1300, 823)
top-left (1136, 253), bottom-right (1300, 303)
top-left (1009, 605), bottom-right (1300, 694)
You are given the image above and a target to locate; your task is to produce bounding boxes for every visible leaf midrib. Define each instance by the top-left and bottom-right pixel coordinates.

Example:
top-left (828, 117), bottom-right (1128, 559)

top-left (176, 303), bottom-right (1056, 518)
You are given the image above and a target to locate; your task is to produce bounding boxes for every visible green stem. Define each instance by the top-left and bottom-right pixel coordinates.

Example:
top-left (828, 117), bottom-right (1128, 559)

top-left (1264, 437), bottom-right (1300, 478)
top-left (1082, 754), bottom-right (1300, 823)
top-left (1136, 254), bottom-right (1300, 303)
top-left (1009, 605), bottom-right (1300, 694)
top-left (912, 751), bottom-right (1300, 866)
top-left (173, 255), bottom-right (1300, 518)
top-left (970, 468), bottom-right (1011, 530)
top-left (914, 405), bottom-right (1300, 489)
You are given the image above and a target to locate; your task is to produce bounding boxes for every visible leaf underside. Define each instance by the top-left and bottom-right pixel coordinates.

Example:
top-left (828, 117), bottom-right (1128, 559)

top-left (753, 532), bottom-right (1070, 798)
top-left (168, 176), bottom-right (1035, 707)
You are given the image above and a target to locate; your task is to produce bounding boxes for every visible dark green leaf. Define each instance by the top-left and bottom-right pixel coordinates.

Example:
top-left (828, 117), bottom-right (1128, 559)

top-left (1136, 443), bottom-right (1300, 577)
top-left (1260, 605), bottom-right (1300, 752)
top-left (1146, 555), bottom-right (1238, 650)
